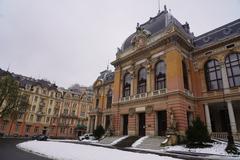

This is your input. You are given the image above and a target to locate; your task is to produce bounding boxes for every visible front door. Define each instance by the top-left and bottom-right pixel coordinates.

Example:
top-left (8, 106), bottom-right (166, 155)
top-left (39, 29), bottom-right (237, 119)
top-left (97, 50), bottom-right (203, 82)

top-left (138, 113), bottom-right (145, 136)
top-left (123, 115), bottom-right (128, 135)
top-left (105, 115), bottom-right (110, 130)
top-left (158, 111), bottom-right (167, 136)
top-left (220, 109), bottom-right (230, 132)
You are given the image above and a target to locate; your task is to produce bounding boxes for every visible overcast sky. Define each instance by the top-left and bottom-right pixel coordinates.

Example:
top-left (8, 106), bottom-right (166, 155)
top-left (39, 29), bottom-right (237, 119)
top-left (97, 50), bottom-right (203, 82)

top-left (0, 0), bottom-right (239, 88)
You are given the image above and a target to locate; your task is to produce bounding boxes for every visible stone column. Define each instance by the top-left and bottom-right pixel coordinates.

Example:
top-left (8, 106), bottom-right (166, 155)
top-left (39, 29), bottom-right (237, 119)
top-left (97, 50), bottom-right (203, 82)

top-left (204, 104), bottom-right (212, 133)
top-left (227, 101), bottom-right (237, 133)
top-left (220, 63), bottom-right (230, 93)
top-left (130, 74), bottom-right (134, 96)
top-left (147, 64), bottom-right (151, 92)
top-left (94, 115), bottom-right (98, 130)
top-left (87, 115), bottom-right (91, 132)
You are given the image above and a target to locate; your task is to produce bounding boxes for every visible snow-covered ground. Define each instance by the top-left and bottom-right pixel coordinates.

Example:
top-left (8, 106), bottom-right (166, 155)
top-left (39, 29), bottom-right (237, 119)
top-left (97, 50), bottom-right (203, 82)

top-left (165, 142), bottom-right (240, 156)
top-left (48, 139), bottom-right (79, 143)
top-left (110, 135), bottom-right (128, 145)
top-left (17, 140), bottom-right (181, 160)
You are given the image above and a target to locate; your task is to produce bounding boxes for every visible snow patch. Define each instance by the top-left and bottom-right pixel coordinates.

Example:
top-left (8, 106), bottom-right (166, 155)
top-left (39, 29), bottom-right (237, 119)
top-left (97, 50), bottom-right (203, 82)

top-left (110, 136), bottom-right (129, 145)
top-left (132, 136), bottom-right (149, 147)
top-left (17, 140), bottom-right (180, 160)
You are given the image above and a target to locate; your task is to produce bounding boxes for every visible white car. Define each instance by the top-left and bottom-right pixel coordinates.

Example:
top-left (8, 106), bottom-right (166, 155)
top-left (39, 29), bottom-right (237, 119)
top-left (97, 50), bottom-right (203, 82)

top-left (79, 133), bottom-right (96, 141)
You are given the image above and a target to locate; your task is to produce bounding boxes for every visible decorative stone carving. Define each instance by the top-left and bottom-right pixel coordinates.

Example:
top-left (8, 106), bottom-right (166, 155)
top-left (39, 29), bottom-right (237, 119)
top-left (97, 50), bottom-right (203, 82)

top-left (129, 108), bottom-right (135, 116)
top-left (131, 24), bottom-right (151, 49)
top-left (146, 105), bottom-right (153, 114)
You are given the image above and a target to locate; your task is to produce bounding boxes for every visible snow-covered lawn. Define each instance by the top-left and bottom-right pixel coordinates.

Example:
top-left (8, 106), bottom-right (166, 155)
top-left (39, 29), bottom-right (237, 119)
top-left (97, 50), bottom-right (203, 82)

top-left (17, 140), bottom-right (181, 160)
top-left (165, 142), bottom-right (240, 156)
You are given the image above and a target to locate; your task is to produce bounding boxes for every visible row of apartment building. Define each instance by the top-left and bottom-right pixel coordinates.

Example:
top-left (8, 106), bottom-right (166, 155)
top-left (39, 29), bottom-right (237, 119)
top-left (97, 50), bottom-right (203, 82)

top-left (0, 70), bottom-right (93, 139)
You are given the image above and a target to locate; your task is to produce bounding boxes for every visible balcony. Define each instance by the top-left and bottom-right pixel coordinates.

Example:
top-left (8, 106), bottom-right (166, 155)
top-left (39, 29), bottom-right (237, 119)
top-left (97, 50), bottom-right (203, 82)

top-left (36, 111), bottom-right (45, 115)
top-left (60, 113), bottom-right (78, 119)
top-left (151, 88), bottom-right (167, 96)
top-left (119, 89), bottom-right (167, 103)
top-left (88, 108), bottom-right (101, 115)
top-left (184, 89), bottom-right (193, 97)
top-left (39, 101), bottom-right (46, 107)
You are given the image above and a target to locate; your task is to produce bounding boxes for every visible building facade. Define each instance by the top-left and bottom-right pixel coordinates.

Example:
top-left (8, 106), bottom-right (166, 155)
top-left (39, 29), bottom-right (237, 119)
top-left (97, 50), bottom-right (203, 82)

top-left (0, 71), bottom-right (93, 138)
top-left (91, 7), bottom-right (240, 139)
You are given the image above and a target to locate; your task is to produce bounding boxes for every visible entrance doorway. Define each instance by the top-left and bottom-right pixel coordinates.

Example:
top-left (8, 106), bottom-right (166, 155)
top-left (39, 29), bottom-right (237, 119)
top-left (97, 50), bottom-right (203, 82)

top-left (138, 113), bottom-right (145, 136)
top-left (157, 110), bottom-right (167, 136)
top-left (122, 115), bottom-right (128, 135)
top-left (105, 115), bottom-right (110, 130)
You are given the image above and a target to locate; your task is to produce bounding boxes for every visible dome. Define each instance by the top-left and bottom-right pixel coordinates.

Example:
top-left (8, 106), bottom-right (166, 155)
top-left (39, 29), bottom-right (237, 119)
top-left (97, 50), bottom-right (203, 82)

top-left (120, 8), bottom-right (192, 51)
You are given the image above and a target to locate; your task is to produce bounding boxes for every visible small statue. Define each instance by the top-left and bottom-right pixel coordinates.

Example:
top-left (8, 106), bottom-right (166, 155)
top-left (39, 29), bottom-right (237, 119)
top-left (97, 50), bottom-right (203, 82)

top-left (169, 108), bottom-right (176, 130)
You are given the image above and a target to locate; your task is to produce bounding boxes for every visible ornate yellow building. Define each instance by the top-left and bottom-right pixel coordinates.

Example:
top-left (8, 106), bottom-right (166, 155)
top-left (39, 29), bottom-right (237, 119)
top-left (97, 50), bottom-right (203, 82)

top-left (91, 6), bottom-right (240, 140)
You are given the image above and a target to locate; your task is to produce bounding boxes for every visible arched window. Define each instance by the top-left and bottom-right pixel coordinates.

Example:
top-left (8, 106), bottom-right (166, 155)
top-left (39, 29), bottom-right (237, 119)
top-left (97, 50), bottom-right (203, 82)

top-left (137, 68), bottom-right (147, 93)
top-left (123, 73), bottom-right (131, 97)
top-left (225, 53), bottom-right (240, 87)
top-left (182, 61), bottom-right (189, 90)
top-left (106, 89), bottom-right (112, 109)
top-left (204, 60), bottom-right (223, 90)
top-left (155, 60), bottom-right (166, 90)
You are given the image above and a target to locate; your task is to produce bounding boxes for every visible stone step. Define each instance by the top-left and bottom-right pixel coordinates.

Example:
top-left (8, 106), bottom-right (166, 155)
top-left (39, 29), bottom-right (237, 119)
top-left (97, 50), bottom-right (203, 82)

top-left (136, 136), bottom-right (166, 150)
top-left (99, 136), bottom-right (122, 144)
top-left (114, 136), bottom-right (140, 148)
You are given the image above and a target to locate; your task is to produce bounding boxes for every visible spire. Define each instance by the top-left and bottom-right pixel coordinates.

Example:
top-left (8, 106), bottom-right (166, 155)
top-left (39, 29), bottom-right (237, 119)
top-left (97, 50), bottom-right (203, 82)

top-left (164, 4), bottom-right (167, 12)
top-left (158, 0), bottom-right (160, 14)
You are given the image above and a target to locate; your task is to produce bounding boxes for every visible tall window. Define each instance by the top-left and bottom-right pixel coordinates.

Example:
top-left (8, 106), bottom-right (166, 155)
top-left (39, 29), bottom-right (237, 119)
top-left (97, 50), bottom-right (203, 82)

top-left (137, 68), bottom-right (147, 93)
top-left (95, 98), bottom-right (99, 108)
top-left (204, 60), bottom-right (223, 90)
top-left (123, 73), bottom-right (131, 97)
top-left (106, 89), bottom-right (112, 109)
top-left (182, 61), bottom-right (189, 90)
top-left (225, 53), bottom-right (240, 87)
top-left (155, 60), bottom-right (166, 90)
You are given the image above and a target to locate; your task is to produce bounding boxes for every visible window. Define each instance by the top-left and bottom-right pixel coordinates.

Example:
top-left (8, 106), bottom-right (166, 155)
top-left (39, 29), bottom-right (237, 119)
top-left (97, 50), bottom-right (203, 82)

top-left (34, 127), bottom-right (39, 133)
top-left (95, 99), bottom-right (99, 108)
top-left (182, 61), bottom-right (189, 90)
top-left (204, 60), bottom-right (223, 90)
top-left (123, 73), bottom-right (131, 97)
top-left (137, 68), bottom-right (147, 93)
top-left (34, 96), bottom-right (38, 102)
top-left (15, 123), bottom-right (20, 132)
top-left (36, 88), bottom-right (39, 94)
top-left (30, 115), bottom-right (34, 121)
top-left (63, 108), bottom-right (68, 115)
top-left (32, 105), bottom-right (36, 111)
top-left (1, 120), bottom-right (8, 130)
top-left (155, 61), bottom-right (166, 90)
top-left (72, 110), bottom-right (76, 116)
top-left (225, 53), bottom-right (240, 87)
top-left (25, 125), bottom-right (31, 133)
top-left (106, 89), bottom-right (112, 109)
top-left (48, 108), bottom-right (51, 114)
top-left (36, 116), bottom-right (42, 122)
top-left (50, 100), bottom-right (53, 105)
top-left (46, 117), bottom-right (50, 122)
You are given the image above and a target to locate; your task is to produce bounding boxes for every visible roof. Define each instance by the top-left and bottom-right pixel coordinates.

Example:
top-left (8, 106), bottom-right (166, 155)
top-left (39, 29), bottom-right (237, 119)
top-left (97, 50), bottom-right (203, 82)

top-left (97, 69), bottom-right (114, 84)
top-left (0, 68), bottom-right (58, 90)
top-left (120, 7), bottom-right (193, 52)
top-left (193, 18), bottom-right (240, 48)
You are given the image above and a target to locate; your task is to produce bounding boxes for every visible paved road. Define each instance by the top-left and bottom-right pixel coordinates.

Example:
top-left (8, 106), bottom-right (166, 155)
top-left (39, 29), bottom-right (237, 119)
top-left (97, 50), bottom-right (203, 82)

top-left (0, 138), bottom-right (50, 160)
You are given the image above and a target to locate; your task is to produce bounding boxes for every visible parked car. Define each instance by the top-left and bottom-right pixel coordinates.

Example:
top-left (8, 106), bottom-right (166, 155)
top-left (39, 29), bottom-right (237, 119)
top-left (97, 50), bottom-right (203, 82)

top-left (78, 133), bottom-right (96, 141)
top-left (32, 134), bottom-right (48, 141)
